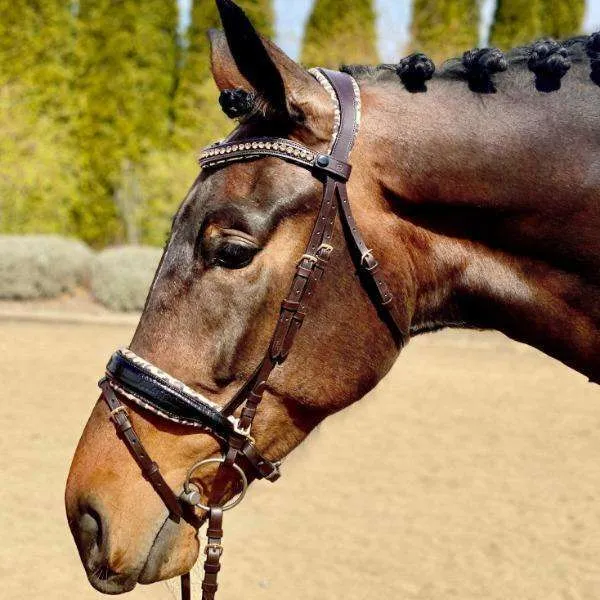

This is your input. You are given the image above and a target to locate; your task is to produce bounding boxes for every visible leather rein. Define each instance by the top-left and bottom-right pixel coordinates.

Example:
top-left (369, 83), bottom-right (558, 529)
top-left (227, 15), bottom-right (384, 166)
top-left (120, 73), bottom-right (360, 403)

top-left (98, 68), bottom-right (405, 600)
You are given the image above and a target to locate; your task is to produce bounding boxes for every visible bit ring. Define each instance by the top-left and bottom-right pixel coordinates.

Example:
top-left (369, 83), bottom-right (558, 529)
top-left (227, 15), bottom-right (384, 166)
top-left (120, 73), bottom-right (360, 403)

top-left (183, 457), bottom-right (248, 511)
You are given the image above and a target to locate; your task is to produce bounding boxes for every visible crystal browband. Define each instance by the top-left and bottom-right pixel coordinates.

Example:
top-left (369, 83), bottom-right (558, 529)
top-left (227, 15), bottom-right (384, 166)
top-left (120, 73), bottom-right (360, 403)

top-left (198, 136), bottom-right (352, 182)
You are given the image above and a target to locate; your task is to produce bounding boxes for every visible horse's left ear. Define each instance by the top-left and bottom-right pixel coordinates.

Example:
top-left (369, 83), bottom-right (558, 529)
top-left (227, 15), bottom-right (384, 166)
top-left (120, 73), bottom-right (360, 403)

top-left (211, 0), bottom-right (326, 123)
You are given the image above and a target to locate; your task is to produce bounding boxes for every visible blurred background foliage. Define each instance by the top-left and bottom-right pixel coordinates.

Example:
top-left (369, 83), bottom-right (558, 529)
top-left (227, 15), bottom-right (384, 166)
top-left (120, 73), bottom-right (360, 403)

top-left (302, 0), bottom-right (379, 68)
top-left (0, 0), bottom-right (590, 248)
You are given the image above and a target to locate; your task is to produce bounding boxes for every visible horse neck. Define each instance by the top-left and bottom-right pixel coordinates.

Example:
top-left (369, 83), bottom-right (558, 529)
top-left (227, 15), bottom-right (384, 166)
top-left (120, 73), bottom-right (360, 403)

top-left (356, 82), bottom-right (600, 382)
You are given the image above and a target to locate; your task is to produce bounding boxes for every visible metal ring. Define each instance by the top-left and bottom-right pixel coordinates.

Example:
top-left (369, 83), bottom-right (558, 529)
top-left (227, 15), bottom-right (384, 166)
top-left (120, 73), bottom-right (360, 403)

top-left (183, 457), bottom-right (248, 512)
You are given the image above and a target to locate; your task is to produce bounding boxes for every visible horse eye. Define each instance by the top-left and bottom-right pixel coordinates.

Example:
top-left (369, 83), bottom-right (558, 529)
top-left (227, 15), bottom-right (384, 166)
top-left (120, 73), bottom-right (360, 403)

top-left (212, 238), bottom-right (259, 269)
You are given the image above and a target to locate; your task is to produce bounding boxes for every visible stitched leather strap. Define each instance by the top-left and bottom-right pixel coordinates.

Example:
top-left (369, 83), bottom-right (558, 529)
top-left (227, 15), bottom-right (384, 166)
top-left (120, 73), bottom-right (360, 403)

top-left (100, 380), bottom-right (185, 521)
top-left (201, 508), bottom-right (224, 600)
top-left (181, 573), bottom-right (191, 600)
top-left (335, 181), bottom-right (407, 343)
top-left (220, 70), bottom-right (359, 426)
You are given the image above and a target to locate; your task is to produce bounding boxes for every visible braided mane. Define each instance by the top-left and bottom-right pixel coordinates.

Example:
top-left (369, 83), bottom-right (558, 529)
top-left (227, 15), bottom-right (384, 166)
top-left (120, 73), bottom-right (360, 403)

top-left (217, 34), bottom-right (600, 121)
top-left (341, 34), bottom-right (600, 95)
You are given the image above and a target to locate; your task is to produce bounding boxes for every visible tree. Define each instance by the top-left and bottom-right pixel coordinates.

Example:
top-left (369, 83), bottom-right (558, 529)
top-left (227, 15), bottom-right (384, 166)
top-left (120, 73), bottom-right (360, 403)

top-left (0, 1), bottom-right (78, 236)
top-left (411, 0), bottom-right (479, 63)
top-left (490, 0), bottom-right (542, 49)
top-left (541, 0), bottom-right (585, 39)
top-left (0, 85), bottom-right (78, 236)
top-left (172, 0), bottom-right (226, 151)
top-left (491, 0), bottom-right (584, 50)
top-left (0, 0), bottom-right (75, 113)
top-left (301, 0), bottom-right (379, 69)
top-left (173, 0), bottom-right (274, 151)
top-left (74, 0), bottom-right (178, 246)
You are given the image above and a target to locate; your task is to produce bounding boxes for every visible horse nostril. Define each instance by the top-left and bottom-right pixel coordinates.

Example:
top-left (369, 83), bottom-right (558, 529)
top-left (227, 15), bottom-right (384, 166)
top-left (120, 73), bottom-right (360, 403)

top-left (74, 502), bottom-right (136, 593)
top-left (78, 504), bottom-right (104, 560)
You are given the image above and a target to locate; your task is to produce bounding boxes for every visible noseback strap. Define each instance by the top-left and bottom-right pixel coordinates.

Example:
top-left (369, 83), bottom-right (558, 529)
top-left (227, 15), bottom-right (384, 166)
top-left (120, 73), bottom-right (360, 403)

top-left (106, 348), bottom-right (232, 436)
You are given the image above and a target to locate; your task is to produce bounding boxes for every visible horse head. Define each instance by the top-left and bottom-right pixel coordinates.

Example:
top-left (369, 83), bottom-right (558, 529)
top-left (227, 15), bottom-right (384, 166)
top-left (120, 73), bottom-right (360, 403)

top-left (65, 1), bottom-right (407, 593)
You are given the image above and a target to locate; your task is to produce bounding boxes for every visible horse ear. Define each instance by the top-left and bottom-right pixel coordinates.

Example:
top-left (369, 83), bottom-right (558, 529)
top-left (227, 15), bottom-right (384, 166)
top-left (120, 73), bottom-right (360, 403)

top-left (210, 0), bottom-right (322, 122)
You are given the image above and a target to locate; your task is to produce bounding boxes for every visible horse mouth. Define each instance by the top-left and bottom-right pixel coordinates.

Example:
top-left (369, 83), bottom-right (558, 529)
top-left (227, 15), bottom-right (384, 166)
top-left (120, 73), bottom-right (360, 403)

top-left (83, 511), bottom-right (201, 594)
top-left (137, 514), bottom-right (201, 585)
top-left (86, 568), bottom-right (138, 595)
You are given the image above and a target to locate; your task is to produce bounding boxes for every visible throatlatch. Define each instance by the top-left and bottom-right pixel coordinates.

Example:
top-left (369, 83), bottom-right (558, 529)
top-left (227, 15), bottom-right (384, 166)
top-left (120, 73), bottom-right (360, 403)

top-left (100, 68), bottom-right (403, 600)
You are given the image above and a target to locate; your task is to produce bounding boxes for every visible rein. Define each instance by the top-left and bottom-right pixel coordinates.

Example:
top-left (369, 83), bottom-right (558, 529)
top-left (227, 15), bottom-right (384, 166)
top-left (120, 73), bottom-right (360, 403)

top-left (99, 68), bottom-right (405, 600)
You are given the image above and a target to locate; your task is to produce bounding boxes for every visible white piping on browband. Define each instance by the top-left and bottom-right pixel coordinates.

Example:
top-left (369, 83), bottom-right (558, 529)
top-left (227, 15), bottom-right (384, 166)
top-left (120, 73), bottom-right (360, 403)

top-left (309, 68), bottom-right (362, 154)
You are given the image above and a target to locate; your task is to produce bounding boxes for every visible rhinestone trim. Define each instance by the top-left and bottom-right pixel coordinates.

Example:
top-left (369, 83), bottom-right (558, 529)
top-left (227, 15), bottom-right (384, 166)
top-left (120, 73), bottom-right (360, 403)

top-left (199, 137), bottom-right (317, 170)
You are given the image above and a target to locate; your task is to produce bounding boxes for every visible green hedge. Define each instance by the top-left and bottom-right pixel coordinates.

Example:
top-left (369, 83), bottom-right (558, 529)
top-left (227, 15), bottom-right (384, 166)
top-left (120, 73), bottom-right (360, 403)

top-left (91, 246), bottom-right (162, 312)
top-left (0, 235), bottom-right (92, 299)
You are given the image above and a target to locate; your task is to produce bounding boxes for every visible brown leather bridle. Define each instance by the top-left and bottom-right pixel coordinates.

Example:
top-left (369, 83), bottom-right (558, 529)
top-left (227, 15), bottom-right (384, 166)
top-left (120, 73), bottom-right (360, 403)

top-left (98, 68), bottom-right (406, 600)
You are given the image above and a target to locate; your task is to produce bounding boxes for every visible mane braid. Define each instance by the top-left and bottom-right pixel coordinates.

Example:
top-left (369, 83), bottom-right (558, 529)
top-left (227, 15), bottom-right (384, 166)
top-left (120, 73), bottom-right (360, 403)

top-left (395, 53), bottom-right (435, 93)
top-left (462, 47), bottom-right (508, 93)
top-left (527, 39), bottom-right (571, 92)
top-left (586, 32), bottom-right (600, 86)
top-left (219, 89), bottom-right (256, 119)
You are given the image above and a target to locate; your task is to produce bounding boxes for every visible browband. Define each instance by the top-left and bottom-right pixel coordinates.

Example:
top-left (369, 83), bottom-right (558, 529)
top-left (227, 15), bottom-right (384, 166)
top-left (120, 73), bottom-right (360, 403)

top-left (198, 137), bottom-right (352, 181)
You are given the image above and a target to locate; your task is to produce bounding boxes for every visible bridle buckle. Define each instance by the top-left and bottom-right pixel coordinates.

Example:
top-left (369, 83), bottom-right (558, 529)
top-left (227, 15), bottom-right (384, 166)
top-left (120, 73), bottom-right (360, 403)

top-left (360, 248), bottom-right (374, 266)
top-left (264, 461), bottom-right (282, 482)
top-left (109, 405), bottom-right (128, 422)
top-left (228, 415), bottom-right (252, 438)
top-left (205, 542), bottom-right (224, 557)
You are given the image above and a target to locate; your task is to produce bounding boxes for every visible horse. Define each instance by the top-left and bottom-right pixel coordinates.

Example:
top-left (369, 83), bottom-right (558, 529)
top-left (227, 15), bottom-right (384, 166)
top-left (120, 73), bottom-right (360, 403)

top-left (65, 0), bottom-right (600, 597)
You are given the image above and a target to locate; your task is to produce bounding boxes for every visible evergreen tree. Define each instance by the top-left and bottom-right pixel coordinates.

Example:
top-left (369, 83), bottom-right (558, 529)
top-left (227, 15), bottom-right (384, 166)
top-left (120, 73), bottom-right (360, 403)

top-left (0, 84), bottom-right (78, 236)
top-left (490, 0), bottom-right (542, 49)
top-left (74, 0), bottom-right (178, 245)
top-left (172, 0), bottom-right (225, 150)
top-left (541, 0), bottom-right (585, 39)
top-left (301, 0), bottom-right (379, 69)
top-left (491, 0), bottom-right (584, 50)
top-left (173, 0), bottom-right (274, 151)
top-left (0, 1), bottom-right (78, 236)
top-left (411, 0), bottom-right (479, 63)
top-left (0, 0), bottom-right (75, 111)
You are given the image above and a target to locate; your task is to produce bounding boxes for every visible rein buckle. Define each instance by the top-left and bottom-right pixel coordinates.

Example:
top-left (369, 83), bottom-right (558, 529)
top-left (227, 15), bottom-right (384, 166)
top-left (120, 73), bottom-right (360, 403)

top-left (205, 542), bottom-right (224, 557)
top-left (109, 405), bottom-right (129, 422)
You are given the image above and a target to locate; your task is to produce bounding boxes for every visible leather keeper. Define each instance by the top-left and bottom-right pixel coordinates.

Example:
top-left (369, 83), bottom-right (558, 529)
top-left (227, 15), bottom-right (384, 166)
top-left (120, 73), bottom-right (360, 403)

top-left (281, 299), bottom-right (300, 311)
top-left (207, 527), bottom-right (223, 538)
top-left (296, 265), bottom-right (313, 278)
top-left (292, 310), bottom-right (306, 323)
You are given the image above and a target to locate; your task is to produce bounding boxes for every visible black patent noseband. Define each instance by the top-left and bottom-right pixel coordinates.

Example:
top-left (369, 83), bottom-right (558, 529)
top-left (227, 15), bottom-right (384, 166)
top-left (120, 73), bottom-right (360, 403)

top-left (99, 68), bottom-right (405, 600)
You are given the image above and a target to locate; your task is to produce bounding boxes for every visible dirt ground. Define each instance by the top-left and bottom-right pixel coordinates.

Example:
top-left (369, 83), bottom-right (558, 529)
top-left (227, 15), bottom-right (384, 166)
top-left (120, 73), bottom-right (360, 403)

top-left (1, 318), bottom-right (599, 600)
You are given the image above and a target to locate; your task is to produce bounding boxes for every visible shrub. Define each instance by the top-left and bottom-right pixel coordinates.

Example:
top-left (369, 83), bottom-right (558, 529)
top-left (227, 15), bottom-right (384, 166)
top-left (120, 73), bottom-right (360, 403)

top-left (91, 246), bottom-right (162, 312)
top-left (0, 235), bottom-right (93, 299)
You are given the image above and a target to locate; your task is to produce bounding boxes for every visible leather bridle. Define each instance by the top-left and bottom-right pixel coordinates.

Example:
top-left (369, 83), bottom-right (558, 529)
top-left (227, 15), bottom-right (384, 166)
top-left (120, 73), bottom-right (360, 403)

top-left (98, 68), bottom-right (405, 600)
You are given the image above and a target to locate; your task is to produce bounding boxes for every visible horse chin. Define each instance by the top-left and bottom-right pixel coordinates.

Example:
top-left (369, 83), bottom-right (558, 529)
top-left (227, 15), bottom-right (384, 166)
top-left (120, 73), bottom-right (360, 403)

top-left (83, 516), bottom-right (199, 594)
top-left (86, 571), bottom-right (138, 595)
top-left (138, 516), bottom-right (200, 585)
